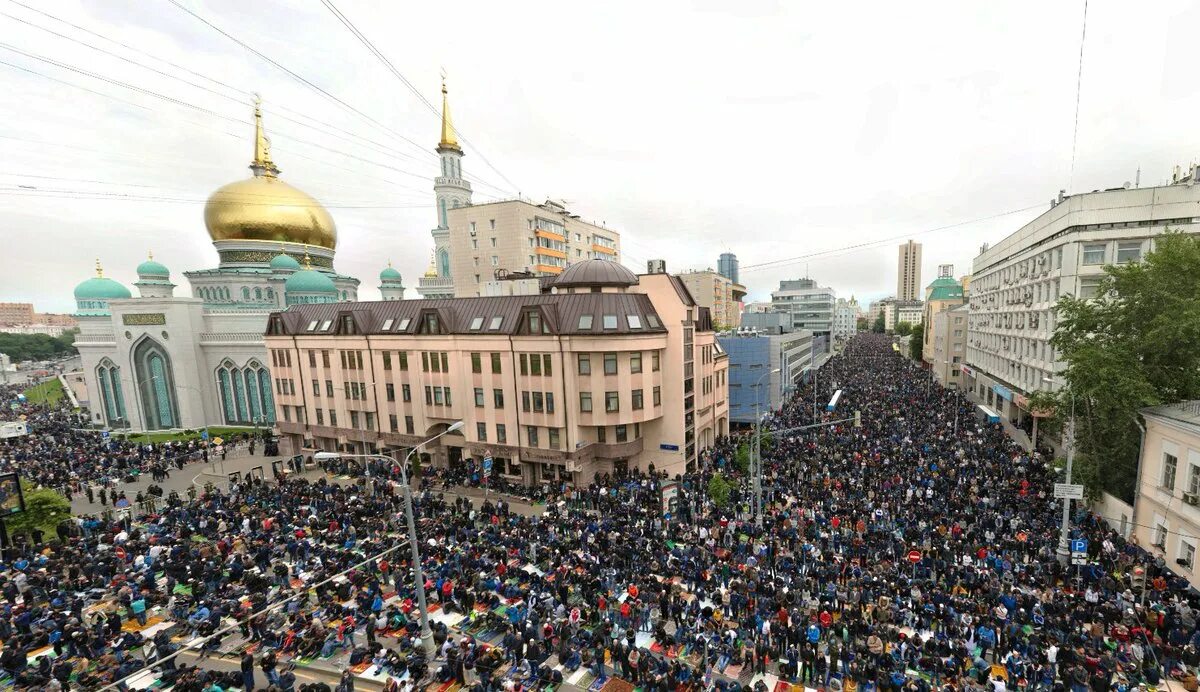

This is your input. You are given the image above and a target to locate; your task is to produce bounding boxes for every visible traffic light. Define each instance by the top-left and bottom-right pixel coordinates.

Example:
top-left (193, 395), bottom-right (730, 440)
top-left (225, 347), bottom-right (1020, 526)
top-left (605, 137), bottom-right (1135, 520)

top-left (854, 410), bottom-right (862, 427)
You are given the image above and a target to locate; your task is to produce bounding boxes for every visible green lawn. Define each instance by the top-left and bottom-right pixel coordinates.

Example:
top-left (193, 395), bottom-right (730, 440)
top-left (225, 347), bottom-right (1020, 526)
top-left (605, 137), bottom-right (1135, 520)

top-left (113, 425), bottom-right (261, 443)
top-left (22, 378), bottom-right (64, 406)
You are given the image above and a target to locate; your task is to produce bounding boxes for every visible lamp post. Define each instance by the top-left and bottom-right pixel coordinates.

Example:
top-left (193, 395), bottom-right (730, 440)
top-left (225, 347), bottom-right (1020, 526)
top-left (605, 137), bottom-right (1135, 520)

top-left (754, 368), bottom-right (780, 528)
top-left (315, 420), bottom-right (463, 656)
top-left (1044, 376), bottom-right (1076, 567)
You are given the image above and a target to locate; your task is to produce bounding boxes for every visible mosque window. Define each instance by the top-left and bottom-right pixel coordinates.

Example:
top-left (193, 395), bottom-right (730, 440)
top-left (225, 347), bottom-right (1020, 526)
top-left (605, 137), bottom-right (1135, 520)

top-left (267, 288), bottom-right (274, 299)
top-left (255, 288), bottom-right (262, 300)
top-left (341, 291), bottom-right (347, 300)
top-left (242, 287), bottom-right (250, 301)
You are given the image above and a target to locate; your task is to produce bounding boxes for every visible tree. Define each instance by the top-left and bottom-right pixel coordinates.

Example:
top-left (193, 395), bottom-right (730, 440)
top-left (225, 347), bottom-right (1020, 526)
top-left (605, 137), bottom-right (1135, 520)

top-left (707, 472), bottom-right (732, 507)
top-left (1050, 231), bottom-right (1200, 501)
top-left (0, 332), bottom-right (77, 363)
top-left (733, 443), bottom-right (751, 473)
top-left (909, 323), bottom-right (924, 360)
top-left (856, 317), bottom-right (869, 331)
top-left (5, 484), bottom-right (71, 538)
top-left (872, 313), bottom-right (885, 333)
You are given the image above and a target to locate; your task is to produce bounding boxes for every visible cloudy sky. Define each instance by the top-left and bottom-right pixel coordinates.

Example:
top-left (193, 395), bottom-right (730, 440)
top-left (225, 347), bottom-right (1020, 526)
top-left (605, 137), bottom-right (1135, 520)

top-left (3, 0), bottom-right (1198, 313)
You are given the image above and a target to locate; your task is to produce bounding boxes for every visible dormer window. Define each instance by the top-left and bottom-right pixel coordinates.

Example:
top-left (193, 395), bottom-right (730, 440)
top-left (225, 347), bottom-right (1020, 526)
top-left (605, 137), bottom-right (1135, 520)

top-left (646, 314), bottom-right (661, 329)
top-left (602, 315), bottom-right (618, 330)
top-left (578, 314), bottom-right (593, 330)
top-left (527, 311), bottom-right (541, 334)
top-left (488, 316), bottom-right (503, 331)
top-left (306, 320), bottom-right (318, 331)
top-left (420, 313), bottom-right (439, 334)
top-left (398, 318), bottom-right (411, 331)
top-left (470, 317), bottom-right (484, 331)
top-left (381, 318), bottom-right (394, 330)
top-left (319, 320), bottom-right (332, 331)
top-left (627, 315), bottom-right (642, 329)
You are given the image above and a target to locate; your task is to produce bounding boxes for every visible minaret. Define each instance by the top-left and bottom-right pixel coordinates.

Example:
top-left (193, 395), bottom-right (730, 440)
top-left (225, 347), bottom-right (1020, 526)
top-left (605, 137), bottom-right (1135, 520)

top-left (434, 78), bottom-right (473, 230)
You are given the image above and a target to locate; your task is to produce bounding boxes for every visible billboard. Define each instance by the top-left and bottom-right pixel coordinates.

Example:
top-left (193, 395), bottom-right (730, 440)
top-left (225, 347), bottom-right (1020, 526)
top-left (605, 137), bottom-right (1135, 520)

top-left (0, 474), bottom-right (25, 516)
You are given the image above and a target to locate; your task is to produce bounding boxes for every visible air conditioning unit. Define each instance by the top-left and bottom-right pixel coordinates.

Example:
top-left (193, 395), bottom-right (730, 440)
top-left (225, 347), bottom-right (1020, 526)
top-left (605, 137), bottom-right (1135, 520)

top-left (1179, 558), bottom-right (1192, 567)
top-left (1184, 492), bottom-right (1200, 506)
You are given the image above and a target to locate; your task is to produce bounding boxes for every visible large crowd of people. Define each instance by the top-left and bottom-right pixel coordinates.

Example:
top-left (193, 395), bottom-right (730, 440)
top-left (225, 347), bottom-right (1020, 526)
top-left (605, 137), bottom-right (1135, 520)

top-left (0, 334), bottom-right (1195, 692)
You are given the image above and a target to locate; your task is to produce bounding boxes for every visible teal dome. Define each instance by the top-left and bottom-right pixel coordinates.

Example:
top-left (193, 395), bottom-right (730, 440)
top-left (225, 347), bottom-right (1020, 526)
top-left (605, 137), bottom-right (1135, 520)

top-left (136, 258), bottom-right (170, 278)
top-left (74, 276), bottom-right (132, 300)
top-left (927, 275), bottom-right (959, 289)
top-left (380, 265), bottom-right (402, 282)
top-left (270, 252), bottom-right (302, 271)
top-left (285, 268), bottom-right (337, 294)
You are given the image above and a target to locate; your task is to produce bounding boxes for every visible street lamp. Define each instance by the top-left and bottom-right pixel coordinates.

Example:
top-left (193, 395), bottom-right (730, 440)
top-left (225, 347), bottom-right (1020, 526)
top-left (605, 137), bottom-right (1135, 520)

top-left (1043, 375), bottom-right (1076, 567)
top-left (316, 420), bottom-right (464, 656)
top-left (754, 368), bottom-right (780, 528)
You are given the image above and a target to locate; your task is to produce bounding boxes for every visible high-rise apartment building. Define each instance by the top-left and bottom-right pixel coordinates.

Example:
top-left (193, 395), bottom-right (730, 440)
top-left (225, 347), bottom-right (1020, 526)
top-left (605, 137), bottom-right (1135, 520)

top-left (897, 240), bottom-right (923, 302)
top-left (677, 268), bottom-right (746, 329)
top-left (264, 260), bottom-right (728, 482)
top-left (967, 173), bottom-right (1200, 429)
top-left (718, 253), bottom-right (739, 285)
top-left (770, 278), bottom-right (835, 338)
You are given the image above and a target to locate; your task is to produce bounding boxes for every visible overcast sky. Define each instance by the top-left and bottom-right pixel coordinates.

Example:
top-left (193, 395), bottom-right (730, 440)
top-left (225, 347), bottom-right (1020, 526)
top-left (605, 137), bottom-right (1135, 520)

top-left (3, 0), bottom-right (1199, 313)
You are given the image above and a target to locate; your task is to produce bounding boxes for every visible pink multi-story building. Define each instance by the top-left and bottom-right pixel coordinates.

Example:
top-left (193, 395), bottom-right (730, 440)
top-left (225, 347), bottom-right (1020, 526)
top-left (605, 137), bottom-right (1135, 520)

top-left (264, 260), bottom-right (729, 484)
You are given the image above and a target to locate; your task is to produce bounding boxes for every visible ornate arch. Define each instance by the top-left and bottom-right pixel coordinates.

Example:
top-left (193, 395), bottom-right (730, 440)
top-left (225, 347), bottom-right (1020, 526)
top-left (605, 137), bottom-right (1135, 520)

top-left (131, 336), bottom-right (178, 429)
top-left (95, 357), bottom-right (127, 427)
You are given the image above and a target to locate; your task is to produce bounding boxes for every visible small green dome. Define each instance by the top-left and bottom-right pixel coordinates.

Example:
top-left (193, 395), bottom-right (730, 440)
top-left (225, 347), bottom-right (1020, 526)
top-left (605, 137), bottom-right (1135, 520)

top-left (285, 268), bottom-right (337, 294)
top-left (74, 276), bottom-right (132, 300)
top-left (136, 258), bottom-right (170, 277)
top-left (927, 275), bottom-right (959, 289)
top-left (271, 252), bottom-right (302, 271)
top-left (380, 265), bottom-right (402, 281)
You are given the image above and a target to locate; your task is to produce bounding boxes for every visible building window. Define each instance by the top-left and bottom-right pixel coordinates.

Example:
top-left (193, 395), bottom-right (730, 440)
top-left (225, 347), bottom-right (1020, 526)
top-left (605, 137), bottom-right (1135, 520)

top-left (632, 389), bottom-right (644, 410)
top-left (530, 354), bottom-right (542, 376)
top-left (474, 387), bottom-right (485, 407)
top-left (580, 392), bottom-right (592, 412)
top-left (382, 352), bottom-right (392, 370)
top-left (389, 414), bottom-right (398, 432)
top-left (630, 352), bottom-right (642, 373)
top-left (312, 380), bottom-right (320, 397)
top-left (1164, 453), bottom-right (1178, 490)
top-left (425, 386), bottom-right (433, 405)
top-left (616, 424), bottom-right (628, 443)
top-left (519, 353), bottom-right (528, 376)
top-left (597, 426), bottom-right (606, 443)
top-left (491, 352), bottom-right (502, 373)
top-left (532, 391), bottom-right (544, 412)
top-left (476, 422), bottom-right (487, 442)
top-left (604, 353), bottom-right (617, 375)
top-left (1154, 524), bottom-right (1168, 549)
top-left (652, 351), bottom-right (661, 371)
top-left (349, 411), bottom-right (359, 430)
top-left (527, 426), bottom-right (539, 447)
top-left (527, 311), bottom-right (541, 333)
top-left (386, 383), bottom-right (395, 402)
top-left (578, 354), bottom-right (591, 375)
top-left (493, 388), bottom-right (504, 408)
top-left (471, 352), bottom-right (482, 373)
top-left (402, 384), bottom-right (411, 402)
top-left (578, 314), bottom-right (593, 330)
top-left (329, 410), bottom-right (337, 427)
top-left (422, 352), bottom-right (430, 372)
top-left (1116, 241), bottom-right (1142, 264)
top-left (548, 428), bottom-right (560, 450)
top-left (1078, 277), bottom-right (1103, 299)
top-left (605, 391), bottom-right (619, 412)
top-left (326, 380), bottom-right (334, 397)
top-left (405, 416), bottom-right (414, 434)
top-left (602, 314), bottom-right (618, 330)
top-left (543, 354), bottom-right (552, 376)
top-left (1182, 542), bottom-right (1196, 571)
top-left (1082, 244), bottom-right (1106, 265)
top-left (315, 409), bottom-right (324, 425)
top-left (496, 424), bottom-right (507, 444)
top-left (522, 391), bottom-right (531, 412)
top-left (653, 386), bottom-right (661, 406)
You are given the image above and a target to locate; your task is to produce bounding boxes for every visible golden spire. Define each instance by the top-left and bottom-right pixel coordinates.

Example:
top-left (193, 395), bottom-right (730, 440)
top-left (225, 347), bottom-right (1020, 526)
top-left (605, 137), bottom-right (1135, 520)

top-left (251, 95), bottom-right (280, 178)
top-left (95, 258), bottom-right (103, 278)
top-left (423, 251), bottom-right (438, 278)
top-left (438, 76), bottom-right (461, 153)
top-left (302, 246), bottom-right (313, 269)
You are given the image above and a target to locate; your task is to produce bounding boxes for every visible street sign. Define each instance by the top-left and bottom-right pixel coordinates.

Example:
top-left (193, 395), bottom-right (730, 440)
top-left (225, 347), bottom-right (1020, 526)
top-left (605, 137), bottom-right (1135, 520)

top-left (1053, 483), bottom-right (1084, 500)
top-left (101, 430), bottom-right (110, 439)
top-left (1071, 556), bottom-right (1088, 566)
top-left (201, 430), bottom-right (209, 440)
top-left (482, 455), bottom-right (493, 478)
top-left (907, 549), bottom-right (922, 564)
top-left (1070, 538), bottom-right (1088, 554)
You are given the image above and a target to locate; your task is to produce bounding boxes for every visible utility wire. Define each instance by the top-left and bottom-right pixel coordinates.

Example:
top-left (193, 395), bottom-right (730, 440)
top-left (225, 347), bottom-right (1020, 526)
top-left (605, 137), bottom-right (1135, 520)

top-left (1068, 0), bottom-right (1089, 192)
top-left (739, 203), bottom-right (1047, 274)
top-left (0, 186), bottom-right (432, 210)
top-left (318, 0), bottom-right (522, 195)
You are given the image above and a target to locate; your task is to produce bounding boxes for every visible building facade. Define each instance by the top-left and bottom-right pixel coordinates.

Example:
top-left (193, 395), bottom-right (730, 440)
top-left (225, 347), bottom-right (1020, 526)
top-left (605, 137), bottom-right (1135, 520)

top-left (929, 304), bottom-right (968, 389)
top-left (718, 253), bottom-right (739, 285)
top-left (443, 199), bottom-right (621, 297)
top-left (967, 178), bottom-right (1200, 427)
top-left (264, 260), bottom-right (728, 482)
top-left (770, 278), bottom-right (834, 337)
top-left (833, 297), bottom-right (860, 342)
top-left (898, 240), bottom-right (923, 302)
top-left (73, 102), bottom-right (371, 432)
top-left (921, 268), bottom-right (966, 367)
top-left (885, 300), bottom-right (923, 332)
top-left (718, 330), bottom-right (813, 424)
top-left (677, 268), bottom-right (746, 329)
top-left (1133, 401), bottom-right (1200, 588)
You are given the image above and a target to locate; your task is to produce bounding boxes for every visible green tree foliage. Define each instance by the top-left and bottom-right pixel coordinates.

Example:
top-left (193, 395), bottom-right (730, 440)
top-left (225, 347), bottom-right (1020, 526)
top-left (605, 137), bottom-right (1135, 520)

top-left (734, 443), bottom-right (751, 473)
top-left (707, 473), bottom-right (732, 507)
top-left (1050, 231), bottom-right (1200, 501)
top-left (909, 324), bottom-right (924, 361)
top-left (872, 313), bottom-right (885, 333)
top-left (0, 331), bottom-right (78, 363)
top-left (856, 317), bottom-right (869, 331)
top-left (5, 485), bottom-right (71, 538)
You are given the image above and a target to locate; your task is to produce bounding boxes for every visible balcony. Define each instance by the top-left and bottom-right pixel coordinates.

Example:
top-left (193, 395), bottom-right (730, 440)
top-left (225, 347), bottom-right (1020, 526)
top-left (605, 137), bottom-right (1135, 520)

top-left (591, 244), bottom-right (617, 256)
top-left (535, 245), bottom-right (567, 259)
top-left (591, 437), bottom-right (644, 459)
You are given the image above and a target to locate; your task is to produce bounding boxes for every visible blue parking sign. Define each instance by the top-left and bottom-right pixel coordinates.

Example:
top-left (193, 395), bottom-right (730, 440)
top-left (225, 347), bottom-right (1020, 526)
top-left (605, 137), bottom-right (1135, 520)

top-left (1070, 538), bottom-right (1088, 554)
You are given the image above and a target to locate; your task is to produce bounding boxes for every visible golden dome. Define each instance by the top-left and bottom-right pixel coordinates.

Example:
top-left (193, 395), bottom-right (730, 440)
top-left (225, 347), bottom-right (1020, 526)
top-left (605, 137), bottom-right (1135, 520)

top-left (203, 98), bottom-right (337, 249)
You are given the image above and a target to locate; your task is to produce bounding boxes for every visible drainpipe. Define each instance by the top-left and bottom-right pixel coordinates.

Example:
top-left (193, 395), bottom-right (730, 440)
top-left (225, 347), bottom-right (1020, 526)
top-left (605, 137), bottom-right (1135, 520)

top-left (1132, 415), bottom-right (1147, 538)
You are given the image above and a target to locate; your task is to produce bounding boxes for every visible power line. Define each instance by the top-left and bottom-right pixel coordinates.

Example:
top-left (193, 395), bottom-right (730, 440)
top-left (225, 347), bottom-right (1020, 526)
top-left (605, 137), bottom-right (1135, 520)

top-left (0, 186), bottom-right (432, 210)
top-left (318, 0), bottom-right (522, 195)
top-left (739, 203), bottom-right (1047, 274)
top-left (1068, 0), bottom-right (1089, 192)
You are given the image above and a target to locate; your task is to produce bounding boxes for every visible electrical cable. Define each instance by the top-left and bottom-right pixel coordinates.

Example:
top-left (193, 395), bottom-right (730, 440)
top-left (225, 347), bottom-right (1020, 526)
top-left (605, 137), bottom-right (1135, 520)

top-left (1068, 0), bottom-right (1089, 192)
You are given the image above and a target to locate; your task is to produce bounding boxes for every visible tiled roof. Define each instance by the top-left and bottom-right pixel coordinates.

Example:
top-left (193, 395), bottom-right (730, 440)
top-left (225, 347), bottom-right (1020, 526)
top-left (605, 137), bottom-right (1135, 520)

top-left (269, 293), bottom-right (668, 337)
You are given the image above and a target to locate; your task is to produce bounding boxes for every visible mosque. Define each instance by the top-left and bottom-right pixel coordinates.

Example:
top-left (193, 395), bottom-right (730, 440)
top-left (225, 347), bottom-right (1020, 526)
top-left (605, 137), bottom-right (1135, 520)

top-left (72, 101), bottom-right (404, 431)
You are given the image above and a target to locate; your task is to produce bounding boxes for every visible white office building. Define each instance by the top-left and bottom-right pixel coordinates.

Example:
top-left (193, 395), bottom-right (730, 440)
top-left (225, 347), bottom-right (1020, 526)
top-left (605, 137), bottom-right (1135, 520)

top-left (832, 297), bottom-right (860, 342)
top-left (966, 174), bottom-right (1200, 428)
top-left (770, 278), bottom-right (835, 338)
